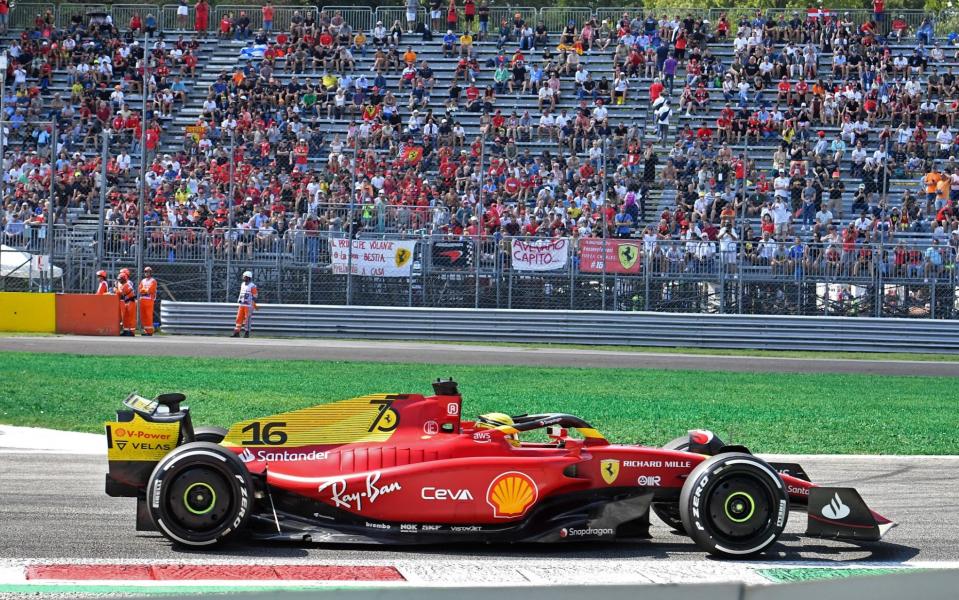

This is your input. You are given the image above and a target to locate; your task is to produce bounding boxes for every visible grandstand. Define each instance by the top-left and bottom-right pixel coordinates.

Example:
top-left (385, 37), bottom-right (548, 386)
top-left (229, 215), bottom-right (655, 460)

top-left (0, 3), bottom-right (956, 317)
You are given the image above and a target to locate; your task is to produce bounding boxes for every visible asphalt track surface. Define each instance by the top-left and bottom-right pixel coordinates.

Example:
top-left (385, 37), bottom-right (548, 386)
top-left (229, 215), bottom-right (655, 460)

top-left (2, 335), bottom-right (959, 376)
top-left (1, 336), bottom-right (956, 566)
top-left (0, 450), bottom-right (955, 563)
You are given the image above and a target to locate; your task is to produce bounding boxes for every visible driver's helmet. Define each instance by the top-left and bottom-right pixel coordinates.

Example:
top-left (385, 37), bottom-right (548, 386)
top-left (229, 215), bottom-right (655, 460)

top-left (475, 412), bottom-right (520, 447)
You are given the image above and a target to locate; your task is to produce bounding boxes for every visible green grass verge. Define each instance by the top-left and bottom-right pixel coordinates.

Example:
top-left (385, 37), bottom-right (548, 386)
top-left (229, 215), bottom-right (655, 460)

top-left (0, 352), bottom-right (955, 454)
top-left (758, 567), bottom-right (917, 583)
top-left (424, 340), bottom-right (959, 362)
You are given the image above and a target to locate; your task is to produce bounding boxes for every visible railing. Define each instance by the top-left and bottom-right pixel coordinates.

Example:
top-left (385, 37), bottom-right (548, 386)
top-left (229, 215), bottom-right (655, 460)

top-left (160, 3), bottom-right (194, 32)
top-left (56, 3), bottom-right (107, 29)
top-left (7, 3), bottom-right (55, 29)
top-left (489, 6), bottom-right (539, 29)
top-left (321, 5), bottom-right (374, 34)
top-left (17, 226), bottom-right (956, 318)
top-left (540, 7), bottom-right (592, 32)
top-left (112, 4), bottom-right (159, 31)
top-left (6, 3), bottom-right (955, 35)
top-left (159, 302), bottom-right (959, 352)
top-left (213, 4), bottom-right (263, 32)
top-left (373, 6), bottom-right (426, 31)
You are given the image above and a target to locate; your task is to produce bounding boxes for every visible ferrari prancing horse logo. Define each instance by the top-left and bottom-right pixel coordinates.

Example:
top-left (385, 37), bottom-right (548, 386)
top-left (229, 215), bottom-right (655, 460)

top-left (617, 244), bottom-right (639, 270)
top-left (395, 248), bottom-right (412, 267)
top-left (600, 459), bottom-right (620, 485)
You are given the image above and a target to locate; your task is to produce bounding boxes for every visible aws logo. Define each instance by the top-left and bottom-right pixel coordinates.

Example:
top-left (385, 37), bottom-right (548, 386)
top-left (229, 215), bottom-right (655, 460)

top-left (486, 471), bottom-right (538, 518)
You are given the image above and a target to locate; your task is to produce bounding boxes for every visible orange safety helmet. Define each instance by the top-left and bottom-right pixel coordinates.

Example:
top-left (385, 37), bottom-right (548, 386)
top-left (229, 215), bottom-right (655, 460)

top-left (120, 268), bottom-right (131, 277)
top-left (96, 270), bottom-right (107, 278)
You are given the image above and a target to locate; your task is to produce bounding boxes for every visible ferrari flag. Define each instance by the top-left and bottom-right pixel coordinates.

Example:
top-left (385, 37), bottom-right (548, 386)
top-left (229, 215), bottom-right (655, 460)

top-left (579, 238), bottom-right (642, 274)
top-left (331, 238), bottom-right (416, 277)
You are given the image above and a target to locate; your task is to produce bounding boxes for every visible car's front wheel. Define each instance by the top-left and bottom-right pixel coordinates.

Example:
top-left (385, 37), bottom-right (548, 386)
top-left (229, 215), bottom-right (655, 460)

top-left (678, 452), bottom-right (789, 558)
top-left (146, 442), bottom-right (253, 546)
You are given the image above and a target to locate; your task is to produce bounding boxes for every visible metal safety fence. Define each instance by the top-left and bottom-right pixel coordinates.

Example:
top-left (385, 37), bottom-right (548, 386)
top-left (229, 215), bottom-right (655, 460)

top-left (5, 227), bottom-right (957, 320)
top-left (159, 302), bottom-right (959, 353)
top-left (5, 3), bottom-right (950, 34)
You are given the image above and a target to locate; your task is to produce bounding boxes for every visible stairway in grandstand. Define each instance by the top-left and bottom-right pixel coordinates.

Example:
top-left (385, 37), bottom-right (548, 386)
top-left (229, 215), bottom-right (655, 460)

top-left (0, 21), bottom-right (947, 243)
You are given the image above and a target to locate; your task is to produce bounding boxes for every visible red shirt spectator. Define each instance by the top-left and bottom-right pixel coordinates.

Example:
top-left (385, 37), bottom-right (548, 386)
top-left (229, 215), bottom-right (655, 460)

top-left (649, 80), bottom-right (664, 102)
top-left (195, 0), bottom-right (210, 31)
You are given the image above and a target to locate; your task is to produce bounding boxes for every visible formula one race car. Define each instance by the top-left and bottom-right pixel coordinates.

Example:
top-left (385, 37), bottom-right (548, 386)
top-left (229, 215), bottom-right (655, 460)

top-left (105, 379), bottom-right (894, 557)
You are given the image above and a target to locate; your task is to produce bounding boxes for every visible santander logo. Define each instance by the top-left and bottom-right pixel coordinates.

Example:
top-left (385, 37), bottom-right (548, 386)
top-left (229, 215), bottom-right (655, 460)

top-left (821, 492), bottom-right (851, 520)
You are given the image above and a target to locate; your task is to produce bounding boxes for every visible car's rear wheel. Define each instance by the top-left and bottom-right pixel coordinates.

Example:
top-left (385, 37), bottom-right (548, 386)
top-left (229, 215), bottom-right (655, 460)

top-left (193, 426), bottom-right (228, 444)
top-left (651, 436), bottom-right (690, 533)
top-left (678, 452), bottom-right (789, 558)
top-left (146, 442), bottom-right (253, 546)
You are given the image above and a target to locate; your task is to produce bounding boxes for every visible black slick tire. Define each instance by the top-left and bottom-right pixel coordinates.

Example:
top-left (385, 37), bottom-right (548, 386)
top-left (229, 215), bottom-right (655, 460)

top-left (678, 452), bottom-right (789, 558)
top-left (146, 442), bottom-right (253, 547)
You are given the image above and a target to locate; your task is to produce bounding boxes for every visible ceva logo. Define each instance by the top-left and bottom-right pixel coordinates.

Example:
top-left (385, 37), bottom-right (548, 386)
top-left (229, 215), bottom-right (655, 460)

top-left (821, 492), bottom-right (850, 520)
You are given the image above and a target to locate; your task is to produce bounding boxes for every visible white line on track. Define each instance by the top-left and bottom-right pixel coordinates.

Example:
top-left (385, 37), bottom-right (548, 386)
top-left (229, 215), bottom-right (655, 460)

top-left (3, 560), bottom-right (958, 588)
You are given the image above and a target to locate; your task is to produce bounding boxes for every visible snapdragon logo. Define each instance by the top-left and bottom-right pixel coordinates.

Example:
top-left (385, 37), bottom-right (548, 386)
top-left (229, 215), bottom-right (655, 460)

top-left (559, 527), bottom-right (614, 538)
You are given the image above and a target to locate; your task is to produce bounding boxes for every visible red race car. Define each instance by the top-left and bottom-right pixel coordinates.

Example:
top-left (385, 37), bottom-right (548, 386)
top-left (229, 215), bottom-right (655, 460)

top-left (105, 379), bottom-right (894, 557)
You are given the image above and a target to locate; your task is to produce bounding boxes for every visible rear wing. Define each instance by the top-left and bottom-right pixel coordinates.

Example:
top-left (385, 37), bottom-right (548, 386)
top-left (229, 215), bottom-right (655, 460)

top-left (104, 393), bottom-right (195, 498)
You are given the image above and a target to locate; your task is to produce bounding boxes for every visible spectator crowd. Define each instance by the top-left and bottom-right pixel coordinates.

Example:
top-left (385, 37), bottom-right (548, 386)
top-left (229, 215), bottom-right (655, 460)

top-left (1, 1), bottom-right (957, 283)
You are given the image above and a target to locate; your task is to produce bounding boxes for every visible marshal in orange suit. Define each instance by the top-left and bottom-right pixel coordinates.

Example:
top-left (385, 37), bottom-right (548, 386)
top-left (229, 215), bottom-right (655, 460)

top-left (116, 272), bottom-right (136, 336)
top-left (138, 266), bottom-right (157, 336)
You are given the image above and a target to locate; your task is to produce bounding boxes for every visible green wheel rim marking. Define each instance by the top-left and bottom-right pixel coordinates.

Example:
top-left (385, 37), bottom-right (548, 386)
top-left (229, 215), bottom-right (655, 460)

top-left (724, 491), bottom-right (755, 523)
top-left (183, 482), bottom-right (217, 515)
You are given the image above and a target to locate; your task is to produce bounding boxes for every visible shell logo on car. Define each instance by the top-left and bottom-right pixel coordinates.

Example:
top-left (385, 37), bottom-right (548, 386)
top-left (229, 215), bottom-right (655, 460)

top-left (486, 471), bottom-right (538, 518)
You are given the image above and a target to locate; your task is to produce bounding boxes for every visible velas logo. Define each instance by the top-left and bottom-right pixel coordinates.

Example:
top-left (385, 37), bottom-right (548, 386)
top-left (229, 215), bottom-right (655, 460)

top-left (486, 471), bottom-right (538, 518)
top-left (600, 459), bottom-right (620, 485)
top-left (821, 492), bottom-right (850, 520)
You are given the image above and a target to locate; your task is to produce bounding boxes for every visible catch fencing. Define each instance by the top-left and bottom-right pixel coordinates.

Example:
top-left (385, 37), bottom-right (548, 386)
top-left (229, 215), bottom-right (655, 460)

top-left (6, 227), bottom-right (957, 320)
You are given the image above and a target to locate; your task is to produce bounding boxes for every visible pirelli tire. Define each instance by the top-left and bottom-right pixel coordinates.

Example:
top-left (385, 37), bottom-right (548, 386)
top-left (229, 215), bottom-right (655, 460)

top-left (678, 452), bottom-right (789, 558)
top-left (146, 442), bottom-right (253, 547)
top-left (651, 436), bottom-right (690, 533)
top-left (193, 426), bottom-right (229, 444)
